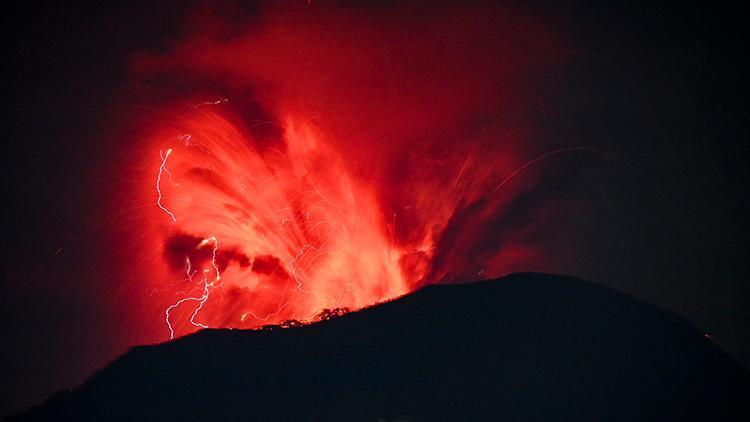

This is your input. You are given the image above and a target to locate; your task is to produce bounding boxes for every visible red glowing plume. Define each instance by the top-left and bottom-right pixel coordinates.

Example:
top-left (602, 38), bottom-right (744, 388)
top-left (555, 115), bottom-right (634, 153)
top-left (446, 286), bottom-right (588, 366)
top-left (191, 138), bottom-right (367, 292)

top-left (102, 2), bottom-right (577, 341)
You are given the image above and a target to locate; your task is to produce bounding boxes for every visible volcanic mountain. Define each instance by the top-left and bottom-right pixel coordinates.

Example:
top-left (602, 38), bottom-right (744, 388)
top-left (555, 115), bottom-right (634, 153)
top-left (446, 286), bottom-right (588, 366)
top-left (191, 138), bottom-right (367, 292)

top-left (9, 273), bottom-right (749, 421)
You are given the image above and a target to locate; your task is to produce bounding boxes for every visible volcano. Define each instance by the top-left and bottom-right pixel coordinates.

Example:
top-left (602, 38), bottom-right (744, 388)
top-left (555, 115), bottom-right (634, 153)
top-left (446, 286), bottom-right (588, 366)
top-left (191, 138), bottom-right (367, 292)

top-left (8, 273), bottom-right (749, 421)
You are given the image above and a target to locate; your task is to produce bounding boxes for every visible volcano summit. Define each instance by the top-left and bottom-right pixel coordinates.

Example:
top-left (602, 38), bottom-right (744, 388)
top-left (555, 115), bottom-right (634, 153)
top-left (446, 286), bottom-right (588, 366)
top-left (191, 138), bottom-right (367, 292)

top-left (9, 273), bottom-right (749, 421)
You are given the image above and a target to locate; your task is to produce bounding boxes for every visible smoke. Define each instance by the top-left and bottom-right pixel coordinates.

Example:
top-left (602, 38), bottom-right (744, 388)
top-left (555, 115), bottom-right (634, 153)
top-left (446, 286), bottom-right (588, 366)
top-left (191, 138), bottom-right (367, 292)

top-left (103, 1), bottom-right (581, 340)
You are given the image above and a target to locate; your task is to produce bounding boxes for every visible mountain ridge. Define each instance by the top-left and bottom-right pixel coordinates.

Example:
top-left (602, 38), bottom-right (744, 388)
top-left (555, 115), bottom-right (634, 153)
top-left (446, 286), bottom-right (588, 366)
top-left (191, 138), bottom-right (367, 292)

top-left (9, 273), bottom-right (750, 421)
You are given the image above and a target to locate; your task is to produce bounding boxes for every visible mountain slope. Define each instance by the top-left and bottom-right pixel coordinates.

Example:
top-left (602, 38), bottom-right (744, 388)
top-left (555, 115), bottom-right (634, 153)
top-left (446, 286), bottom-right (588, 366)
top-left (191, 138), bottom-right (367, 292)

top-left (9, 273), bottom-right (750, 421)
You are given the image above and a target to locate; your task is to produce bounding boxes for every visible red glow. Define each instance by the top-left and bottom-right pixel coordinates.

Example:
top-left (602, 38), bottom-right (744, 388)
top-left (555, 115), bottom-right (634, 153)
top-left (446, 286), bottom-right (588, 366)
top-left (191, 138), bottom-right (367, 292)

top-left (103, 2), bottom-right (575, 341)
top-left (152, 111), bottom-right (416, 336)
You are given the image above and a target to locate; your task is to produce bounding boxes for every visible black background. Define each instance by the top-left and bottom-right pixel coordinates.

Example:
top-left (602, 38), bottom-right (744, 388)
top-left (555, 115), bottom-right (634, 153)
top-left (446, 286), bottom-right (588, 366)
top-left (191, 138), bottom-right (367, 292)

top-left (1, 0), bottom-right (748, 418)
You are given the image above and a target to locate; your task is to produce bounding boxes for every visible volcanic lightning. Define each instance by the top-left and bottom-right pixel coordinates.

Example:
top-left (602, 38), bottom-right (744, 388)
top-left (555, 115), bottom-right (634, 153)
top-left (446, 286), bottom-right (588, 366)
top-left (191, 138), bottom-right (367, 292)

top-left (163, 236), bottom-right (221, 339)
top-left (156, 148), bottom-right (176, 223)
top-left (148, 116), bottom-right (420, 338)
top-left (108, 1), bottom-right (587, 343)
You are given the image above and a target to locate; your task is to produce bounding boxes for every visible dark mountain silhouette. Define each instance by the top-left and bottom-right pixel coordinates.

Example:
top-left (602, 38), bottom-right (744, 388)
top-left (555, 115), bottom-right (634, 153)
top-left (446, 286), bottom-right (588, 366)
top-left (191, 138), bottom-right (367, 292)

top-left (8, 273), bottom-right (750, 421)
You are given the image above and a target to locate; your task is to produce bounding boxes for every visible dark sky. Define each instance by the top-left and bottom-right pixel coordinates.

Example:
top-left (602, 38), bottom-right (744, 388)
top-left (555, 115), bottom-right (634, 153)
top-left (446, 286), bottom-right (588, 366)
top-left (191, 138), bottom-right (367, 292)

top-left (1, 0), bottom-right (748, 418)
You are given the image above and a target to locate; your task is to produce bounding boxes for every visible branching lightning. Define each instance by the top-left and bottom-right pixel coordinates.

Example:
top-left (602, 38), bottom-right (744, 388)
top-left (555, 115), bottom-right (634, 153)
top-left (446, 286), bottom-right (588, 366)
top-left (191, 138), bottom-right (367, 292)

top-left (163, 237), bottom-right (221, 339)
top-left (159, 145), bottom-right (223, 339)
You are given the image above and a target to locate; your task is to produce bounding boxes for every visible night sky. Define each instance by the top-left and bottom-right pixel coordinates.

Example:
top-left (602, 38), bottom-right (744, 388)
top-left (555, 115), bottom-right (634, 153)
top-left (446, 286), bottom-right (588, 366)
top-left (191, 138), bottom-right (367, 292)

top-left (1, 1), bottom-right (748, 417)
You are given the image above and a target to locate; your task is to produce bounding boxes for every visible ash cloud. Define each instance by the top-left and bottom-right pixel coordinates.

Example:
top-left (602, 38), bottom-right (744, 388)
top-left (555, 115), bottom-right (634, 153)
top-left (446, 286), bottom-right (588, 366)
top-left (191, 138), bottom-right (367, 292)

top-left (129, 0), bottom-right (575, 286)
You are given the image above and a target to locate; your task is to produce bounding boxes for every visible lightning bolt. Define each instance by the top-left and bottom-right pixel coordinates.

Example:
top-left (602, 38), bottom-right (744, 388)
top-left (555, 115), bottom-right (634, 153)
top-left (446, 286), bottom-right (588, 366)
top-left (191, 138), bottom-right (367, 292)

top-left (157, 147), bottom-right (223, 339)
top-left (156, 148), bottom-right (177, 222)
top-left (164, 237), bottom-right (220, 339)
